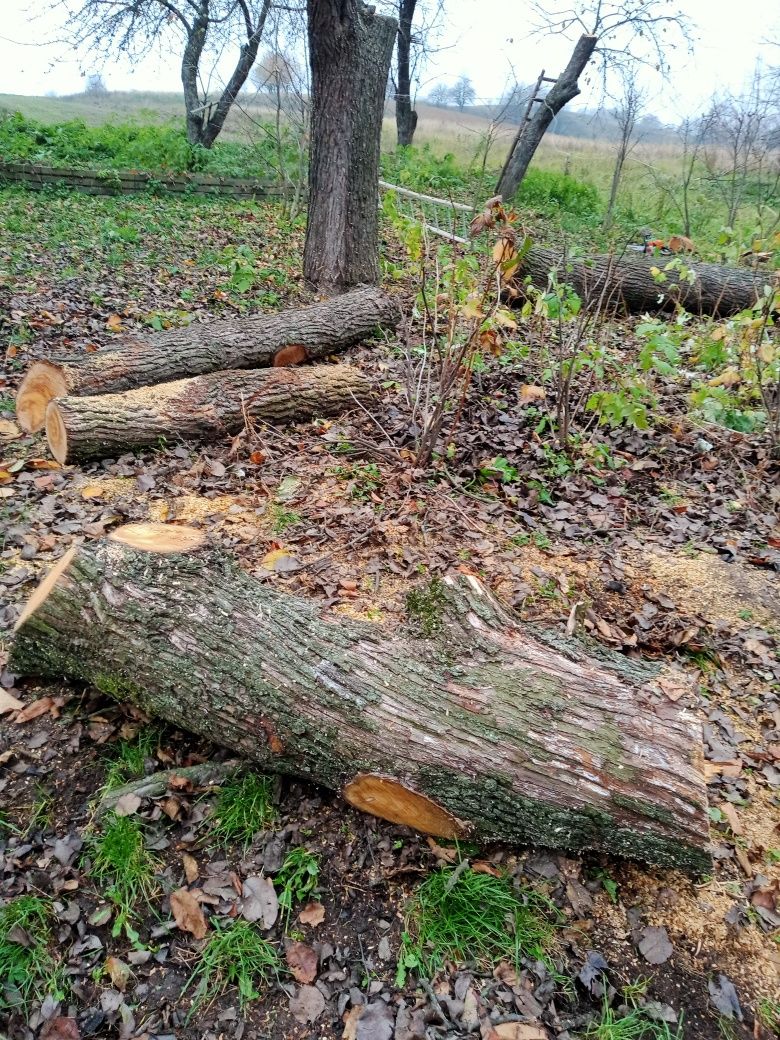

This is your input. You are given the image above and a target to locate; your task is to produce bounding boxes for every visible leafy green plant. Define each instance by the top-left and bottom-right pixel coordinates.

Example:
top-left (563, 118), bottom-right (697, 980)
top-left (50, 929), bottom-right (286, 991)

top-left (270, 504), bottom-right (303, 533)
top-left (396, 864), bottom-right (561, 985)
top-left (479, 455), bottom-right (518, 483)
top-left (184, 919), bottom-right (281, 1013)
top-left (88, 814), bottom-right (160, 940)
top-left (333, 461), bottom-right (383, 500)
top-left (0, 896), bottom-right (66, 1011)
top-left (209, 772), bottom-right (276, 849)
top-left (276, 847), bottom-right (320, 924)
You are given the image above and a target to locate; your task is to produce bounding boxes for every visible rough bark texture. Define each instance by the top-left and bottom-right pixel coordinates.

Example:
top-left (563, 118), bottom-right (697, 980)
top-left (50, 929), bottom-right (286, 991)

top-left (11, 528), bottom-right (711, 874)
top-left (496, 35), bottom-right (598, 200)
top-left (16, 287), bottom-right (400, 433)
top-left (395, 0), bottom-right (419, 147)
top-left (514, 245), bottom-right (773, 318)
top-left (46, 364), bottom-right (370, 464)
top-left (304, 0), bottom-right (398, 289)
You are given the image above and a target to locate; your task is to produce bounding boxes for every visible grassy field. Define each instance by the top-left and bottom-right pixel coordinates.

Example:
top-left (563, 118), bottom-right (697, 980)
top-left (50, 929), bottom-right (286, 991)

top-left (1, 89), bottom-right (778, 253)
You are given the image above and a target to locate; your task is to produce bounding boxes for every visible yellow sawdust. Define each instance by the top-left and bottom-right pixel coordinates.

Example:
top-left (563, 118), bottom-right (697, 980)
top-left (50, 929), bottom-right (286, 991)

top-left (626, 548), bottom-right (780, 629)
top-left (147, 493), bottom-right (256, 524)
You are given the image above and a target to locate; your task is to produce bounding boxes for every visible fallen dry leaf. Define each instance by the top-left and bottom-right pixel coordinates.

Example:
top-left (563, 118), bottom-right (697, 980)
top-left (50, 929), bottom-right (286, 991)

top-left (491, 1024), bottom-right (549, 1039)
top-left (106, 313), bottom-right (123, 332)
top-left (518, 384), bottom-right (546, 406)
top-left (182, 853), bottom-right (199, 884)
top-left (14, 696), bottom-right (54, 724)
top-left (718, 802), bottom-right (744, 836)
top-left (0, 689), bottom-right (24, 715)
top-left (638, 925), bottom-right (673, 965)
top-left (105, 955), bottom-right (131, 992)
top-left (170, 887), bottom-right (208, 939)
top-left (113, 792), bottom-right (142, 817)
top-left (289, 984), bottom-right (325, 1024)
top-left (298, 900), bottom-right (325, 926)
top-left (40, 1018), bottom-right (80, 1040)
top-left (342, 1005), bottom-right (363, 1040)
top-left (286, 940), bottom-right (318, 983)
top-left (240, 876), bottom-right (278, 928)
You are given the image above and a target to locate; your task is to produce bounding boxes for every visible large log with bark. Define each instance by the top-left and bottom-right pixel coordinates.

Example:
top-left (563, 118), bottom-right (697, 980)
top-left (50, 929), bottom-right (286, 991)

top-left (11, 524), bottom-right (711, 874)
top-left (45, 364), bottom-right (370, 465)
top-left (16, 287), bottom-right (399, 433)
top-left (512, 245), bottom-right (773, 318)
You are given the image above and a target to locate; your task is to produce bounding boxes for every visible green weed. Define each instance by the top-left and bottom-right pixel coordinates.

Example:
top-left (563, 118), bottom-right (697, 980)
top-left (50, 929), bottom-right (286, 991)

top-left (88, 814), bottom-right (160, 939)
top-left (276, 847), bottom-right (320, 924)
top-left (756, 998), bottom-right (780, 1032)
top-left (209, 772), bottom-right (276, 849)
top-left (332, 461), bottom-right (383, 501)
top-left (184, 919), bottom-right (281, 1013)
top-left (396, 864), bottom-right (561, 985)
top-left (0, 896), bottom-right (66, 1011)
top-left (270, 504), bottom-right (303, 534)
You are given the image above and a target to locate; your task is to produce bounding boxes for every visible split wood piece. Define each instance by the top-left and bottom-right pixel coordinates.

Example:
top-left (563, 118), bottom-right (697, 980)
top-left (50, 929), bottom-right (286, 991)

top-left (45, 363), bottom-right (371, 464)
top-left (97, 759), bottom-right (240, 816)
top-left (17, 286), bottom-right (400, 432)
top-left (512, 245), bottom-right (774, 318)
top-left (11, 523), bottom-right (711, 874)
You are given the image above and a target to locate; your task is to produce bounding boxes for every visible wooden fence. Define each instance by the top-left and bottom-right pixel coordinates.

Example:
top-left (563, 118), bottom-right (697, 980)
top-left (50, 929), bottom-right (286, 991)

top-left (0, 160), bottom-right (291, 199)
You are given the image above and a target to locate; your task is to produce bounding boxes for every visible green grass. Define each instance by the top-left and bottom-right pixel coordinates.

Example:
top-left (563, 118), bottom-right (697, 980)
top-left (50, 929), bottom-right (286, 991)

top-left (0, 896), bottom-right (66, 1012)
top-left (276, 847), bottom-right (320, 924)
top-left (581, 998), bottom-right (684, 1038)
top-left (396, 864), bottom-right (561, 985)
top-left (756, 998), bottom-right (780, 1033)
top-left (101, 728), bottom-right (159, 793)
top-left (88, 814), bottom-right (160, 939)
top-left (209, 772), bottom-right (276, 849)
top-left (270, 504), bottom-right (303, 534)
top-left (184, 919), bottom-right (281, 1013)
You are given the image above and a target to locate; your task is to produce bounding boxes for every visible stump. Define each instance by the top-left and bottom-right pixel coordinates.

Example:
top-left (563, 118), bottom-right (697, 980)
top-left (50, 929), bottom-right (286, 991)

top-left (16, 286), bottom-right (399, 433)
top-left (11, 524), bottom-right (711, 873)
top-left (45, 364), bottom-right (370, 464)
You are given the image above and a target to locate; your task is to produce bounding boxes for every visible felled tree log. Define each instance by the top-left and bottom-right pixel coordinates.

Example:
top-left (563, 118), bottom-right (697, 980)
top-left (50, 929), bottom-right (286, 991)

top-left (45, 364), bottom-right (370, 464)
top-left (16, 286), bottom-right (399, 432)
top-left (11, 524), bottom-right (710, 874)
top-left (512, 245), bottom-right (772, 318)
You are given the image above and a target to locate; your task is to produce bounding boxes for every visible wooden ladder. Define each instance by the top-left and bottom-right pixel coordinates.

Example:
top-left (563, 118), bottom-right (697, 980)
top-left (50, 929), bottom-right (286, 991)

top-left (497, 69), bottom-right (558, 192)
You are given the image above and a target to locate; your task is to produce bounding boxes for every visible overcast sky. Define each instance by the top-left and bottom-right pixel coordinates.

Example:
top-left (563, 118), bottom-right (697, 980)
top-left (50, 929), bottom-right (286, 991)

top-left (0, 0), bottom-right (778, 121)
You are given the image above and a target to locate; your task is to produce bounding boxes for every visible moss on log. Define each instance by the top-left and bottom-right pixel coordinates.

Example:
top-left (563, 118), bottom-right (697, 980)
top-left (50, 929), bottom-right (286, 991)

top-left (10, 524), bottom-right (711, 874)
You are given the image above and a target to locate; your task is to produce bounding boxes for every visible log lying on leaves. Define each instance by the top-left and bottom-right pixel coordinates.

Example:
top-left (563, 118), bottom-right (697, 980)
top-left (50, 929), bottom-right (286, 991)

top-left (45, 363), bottom-right (370, 464)
top-left (16, 286), bottom-right (399, 432)
top-left (11, 523), bottom-right (711, 873)
top-left (511, 245), bottom-right (774, 318)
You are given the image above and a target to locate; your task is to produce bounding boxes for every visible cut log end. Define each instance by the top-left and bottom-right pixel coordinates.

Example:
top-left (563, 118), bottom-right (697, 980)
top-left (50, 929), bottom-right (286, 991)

top-left (45, 402), bottom-right (68, 465)
top-left (14, 544), bottom-right (78, 631)
top-left (108, 523), bottom-right (206, 554)
top-left (17, 363), bottom-right (68, 434)
top-left (343, 774), bottom-right (469, 838)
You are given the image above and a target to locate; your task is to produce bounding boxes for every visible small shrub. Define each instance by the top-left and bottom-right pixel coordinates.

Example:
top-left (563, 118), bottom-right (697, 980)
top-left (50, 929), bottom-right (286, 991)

top-left (515, 169), bottom-right (601, 220)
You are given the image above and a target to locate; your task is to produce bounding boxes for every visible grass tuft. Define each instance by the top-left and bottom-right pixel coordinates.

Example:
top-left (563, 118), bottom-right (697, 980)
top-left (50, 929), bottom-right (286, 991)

top-left (209, 772), bottom-right (276, 849)
top-left (88, 814), bottom-right (159, 939)
top-left (276, 847), bottom-right (320, 924)
top-left (582, 996), bottom-right (684, 1038)
top-left (396, 864), bottom-right (561, 985)
top-left (0, 895), bottom-right (66, 1012)
top-left (101, 728), bottom-right (159, 793)
top-left (184, 919), bottom-right (281, 1013)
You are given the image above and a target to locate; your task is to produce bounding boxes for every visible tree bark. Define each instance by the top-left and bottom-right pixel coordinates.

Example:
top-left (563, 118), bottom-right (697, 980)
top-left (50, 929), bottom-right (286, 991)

top-left (496, 35), bottom-right (598, 200)
top-left (16, 287), bottom-right (400, 433)
top-left (304, 0), bottom-right (398, 290)
top-left (11, 524), bottom-right (710, 874)
top-left (510, 245), bottom-right (773, 318)
top-left (395, 0), bottom-right (419, 147)
top-left (45, 364), bottom-right (370, 465)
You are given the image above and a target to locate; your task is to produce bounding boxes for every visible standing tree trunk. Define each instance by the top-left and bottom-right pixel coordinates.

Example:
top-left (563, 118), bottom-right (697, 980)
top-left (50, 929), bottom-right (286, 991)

top-left (496, 35), bottom-right (597, 201)
top-left (304, 0), bottom-right (398, 290)
top-left (11, 525), bottom-right (710, 874)
top-left (395, 0), bottom-right (419, 147)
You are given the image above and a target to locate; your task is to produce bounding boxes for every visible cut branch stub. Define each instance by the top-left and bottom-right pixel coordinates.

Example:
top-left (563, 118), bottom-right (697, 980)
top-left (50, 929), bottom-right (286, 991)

top-left (10, 524), bottom-right (711, 873)
top-left (343, 774), bottom-right (469, 838)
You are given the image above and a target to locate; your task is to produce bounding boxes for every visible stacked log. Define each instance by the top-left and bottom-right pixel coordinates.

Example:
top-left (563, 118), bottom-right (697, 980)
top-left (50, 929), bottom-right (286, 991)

top-left (16, 287), bottom-right (400, 434)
